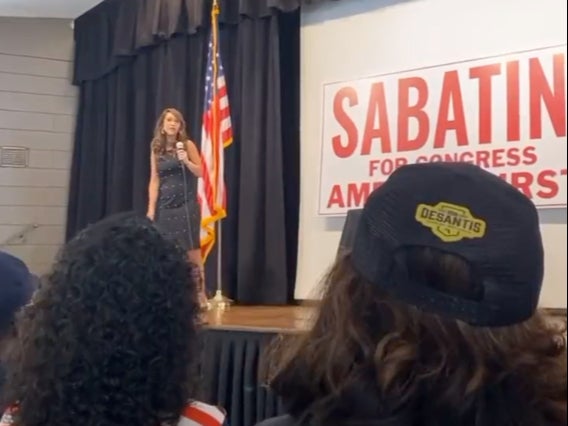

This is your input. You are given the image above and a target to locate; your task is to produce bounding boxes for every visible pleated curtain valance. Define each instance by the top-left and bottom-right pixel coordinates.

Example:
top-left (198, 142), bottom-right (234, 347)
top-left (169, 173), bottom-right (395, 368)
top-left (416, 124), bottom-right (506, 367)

top-left (72, 0), bottom-right (342, 84)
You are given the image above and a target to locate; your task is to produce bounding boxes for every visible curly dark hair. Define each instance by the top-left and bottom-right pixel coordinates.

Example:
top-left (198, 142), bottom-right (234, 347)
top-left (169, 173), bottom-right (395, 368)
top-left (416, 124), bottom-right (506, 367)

top-left (267, 251), bottom-right (567, 426)
top-left (1, 213), bottom-right (201, 426)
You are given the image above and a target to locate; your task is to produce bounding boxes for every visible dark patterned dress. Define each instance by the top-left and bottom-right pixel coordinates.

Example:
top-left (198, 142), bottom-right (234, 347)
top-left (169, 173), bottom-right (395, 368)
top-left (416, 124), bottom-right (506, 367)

top-left (154, 153), bottom-right (200, 251)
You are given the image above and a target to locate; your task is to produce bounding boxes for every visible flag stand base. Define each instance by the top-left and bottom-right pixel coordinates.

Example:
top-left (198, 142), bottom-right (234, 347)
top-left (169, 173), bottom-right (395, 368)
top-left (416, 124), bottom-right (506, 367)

top-left (208, 290), bottom-right (232, 311)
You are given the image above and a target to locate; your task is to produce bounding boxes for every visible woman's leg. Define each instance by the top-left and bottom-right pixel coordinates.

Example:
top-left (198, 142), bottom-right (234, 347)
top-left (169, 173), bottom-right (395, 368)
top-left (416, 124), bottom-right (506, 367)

top-left (188, 249), bottom-right (208, 309)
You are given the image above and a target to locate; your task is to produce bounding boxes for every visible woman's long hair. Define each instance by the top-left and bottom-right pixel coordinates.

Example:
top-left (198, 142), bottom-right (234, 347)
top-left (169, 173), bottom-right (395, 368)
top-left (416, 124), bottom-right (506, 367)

top-left (267, 250), bottom-right (567, 425)
top-left (1, 213), bottom-right (201, 426)
top-left (151, 108), bottom-right (189, 155)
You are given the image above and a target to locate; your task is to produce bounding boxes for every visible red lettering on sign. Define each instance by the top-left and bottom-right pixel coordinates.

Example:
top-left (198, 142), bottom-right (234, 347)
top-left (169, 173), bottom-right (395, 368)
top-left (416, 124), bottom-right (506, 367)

top-left (362, 83), bottom-right (392, 155)
top-left (327, 181), bottom-right (383, 209)
top-left (536, 170), bottom-right (560, 199)
top-left (470, 63), bottom-right (501, 144)
top-left (529, 53), bottom-right (566, 139)
top-left (331, 86), bottom-right (358, 158)
top-left (327, 50), bottom-right (566, 157)
top-left (506, 60), bottom-right (520, 141)
top-left (397, 77), bottom-right (429, 152)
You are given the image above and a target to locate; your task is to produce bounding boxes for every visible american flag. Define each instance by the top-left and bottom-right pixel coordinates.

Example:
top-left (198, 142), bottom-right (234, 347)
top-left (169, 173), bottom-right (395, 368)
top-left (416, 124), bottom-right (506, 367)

top-left (198, 30), bottom-right (233, 262)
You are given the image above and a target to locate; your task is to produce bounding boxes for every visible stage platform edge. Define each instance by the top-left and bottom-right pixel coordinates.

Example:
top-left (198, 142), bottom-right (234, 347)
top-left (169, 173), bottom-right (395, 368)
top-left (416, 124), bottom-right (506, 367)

top-left (204, 305), bottom-right (314, 334)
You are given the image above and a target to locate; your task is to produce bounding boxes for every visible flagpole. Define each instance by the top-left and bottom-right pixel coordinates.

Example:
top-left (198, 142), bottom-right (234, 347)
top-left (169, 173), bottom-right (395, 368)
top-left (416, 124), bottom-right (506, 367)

top-left (208, 0), bottom-right (232, 311)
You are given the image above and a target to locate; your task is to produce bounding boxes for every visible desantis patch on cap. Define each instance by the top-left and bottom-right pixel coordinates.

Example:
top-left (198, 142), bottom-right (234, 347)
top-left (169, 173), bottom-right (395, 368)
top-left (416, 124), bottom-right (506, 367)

top-left (415, 201), bottom-right (487, 243)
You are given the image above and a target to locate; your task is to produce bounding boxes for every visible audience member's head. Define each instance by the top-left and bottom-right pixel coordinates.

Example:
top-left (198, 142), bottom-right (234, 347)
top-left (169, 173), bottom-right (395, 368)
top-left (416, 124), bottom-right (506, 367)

top-left (1, 213), bottom-right (201, 426)
top-left (267, 163), bottom-right (566, 426)
top-left (0, 252), bottom-right (36, 343)
top-left (0, 252), bottom-right (36, 404)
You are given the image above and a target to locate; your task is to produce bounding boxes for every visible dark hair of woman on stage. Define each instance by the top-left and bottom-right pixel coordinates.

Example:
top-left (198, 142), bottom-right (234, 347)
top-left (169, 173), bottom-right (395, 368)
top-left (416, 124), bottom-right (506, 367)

top-left (261, 251), bottom-right (567, 426)
top-left (0, 213), bottom-right (227, 426)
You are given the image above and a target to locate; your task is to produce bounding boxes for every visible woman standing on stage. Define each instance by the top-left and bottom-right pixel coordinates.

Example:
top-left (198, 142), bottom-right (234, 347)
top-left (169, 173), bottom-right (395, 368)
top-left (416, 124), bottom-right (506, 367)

top-left (147, 108), bottom-right (208, 307)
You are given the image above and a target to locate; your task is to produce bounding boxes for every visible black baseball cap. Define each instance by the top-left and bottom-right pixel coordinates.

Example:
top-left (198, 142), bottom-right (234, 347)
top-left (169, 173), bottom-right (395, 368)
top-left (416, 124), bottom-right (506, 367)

top-left (0, 251), bottom-right (37, 334)
top-left (351, 162), bottom-right (544, 327)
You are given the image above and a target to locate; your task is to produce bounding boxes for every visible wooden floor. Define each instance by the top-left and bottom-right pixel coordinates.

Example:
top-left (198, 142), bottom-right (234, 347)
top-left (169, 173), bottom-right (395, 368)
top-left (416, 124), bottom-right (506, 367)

top-left (205, 305), bottom-right (314, 333)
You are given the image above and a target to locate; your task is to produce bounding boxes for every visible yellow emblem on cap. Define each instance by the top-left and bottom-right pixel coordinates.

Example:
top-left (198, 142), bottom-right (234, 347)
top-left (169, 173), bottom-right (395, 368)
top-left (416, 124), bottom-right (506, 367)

top-left (415, 202), bottom-right (486, 243)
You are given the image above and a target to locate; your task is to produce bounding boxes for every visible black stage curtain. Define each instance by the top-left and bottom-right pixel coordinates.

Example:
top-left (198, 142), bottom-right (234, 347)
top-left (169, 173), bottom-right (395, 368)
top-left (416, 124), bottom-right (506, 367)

top-left (67, 0), bottom-right (339, 303)
top-left (200, 329), bottom-right (284, 426)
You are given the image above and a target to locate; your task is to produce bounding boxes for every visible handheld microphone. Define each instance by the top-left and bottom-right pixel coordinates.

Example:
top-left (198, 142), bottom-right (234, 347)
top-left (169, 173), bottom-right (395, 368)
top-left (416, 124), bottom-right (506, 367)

top-left (176, 141), bottom-right (185, 162)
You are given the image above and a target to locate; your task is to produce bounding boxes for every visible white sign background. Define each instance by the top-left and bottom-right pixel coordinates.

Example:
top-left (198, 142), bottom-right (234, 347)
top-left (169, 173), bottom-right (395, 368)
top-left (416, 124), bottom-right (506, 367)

top-left (318, 45), bottom-right (567, 216)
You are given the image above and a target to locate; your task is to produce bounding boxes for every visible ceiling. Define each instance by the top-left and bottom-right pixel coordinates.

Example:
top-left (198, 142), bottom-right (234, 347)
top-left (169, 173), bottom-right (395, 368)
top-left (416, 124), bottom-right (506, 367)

top-left (0, 0), bottom-right (102, 18)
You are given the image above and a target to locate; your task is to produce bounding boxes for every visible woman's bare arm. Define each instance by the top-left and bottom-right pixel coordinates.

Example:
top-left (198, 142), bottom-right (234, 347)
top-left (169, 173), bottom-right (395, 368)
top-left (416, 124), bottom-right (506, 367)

top-left (147, 151), bottom-right (160, 219)
top-left (183, 140), bottom-right (203, 178)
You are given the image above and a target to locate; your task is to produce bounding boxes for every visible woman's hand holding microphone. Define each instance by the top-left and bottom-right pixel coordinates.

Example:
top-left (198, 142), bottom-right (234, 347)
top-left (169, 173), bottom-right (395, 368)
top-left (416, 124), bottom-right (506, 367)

top-left (176, 141), bottom-right (188, 163)
top-left (176, 141), bottom-right (201, 177)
